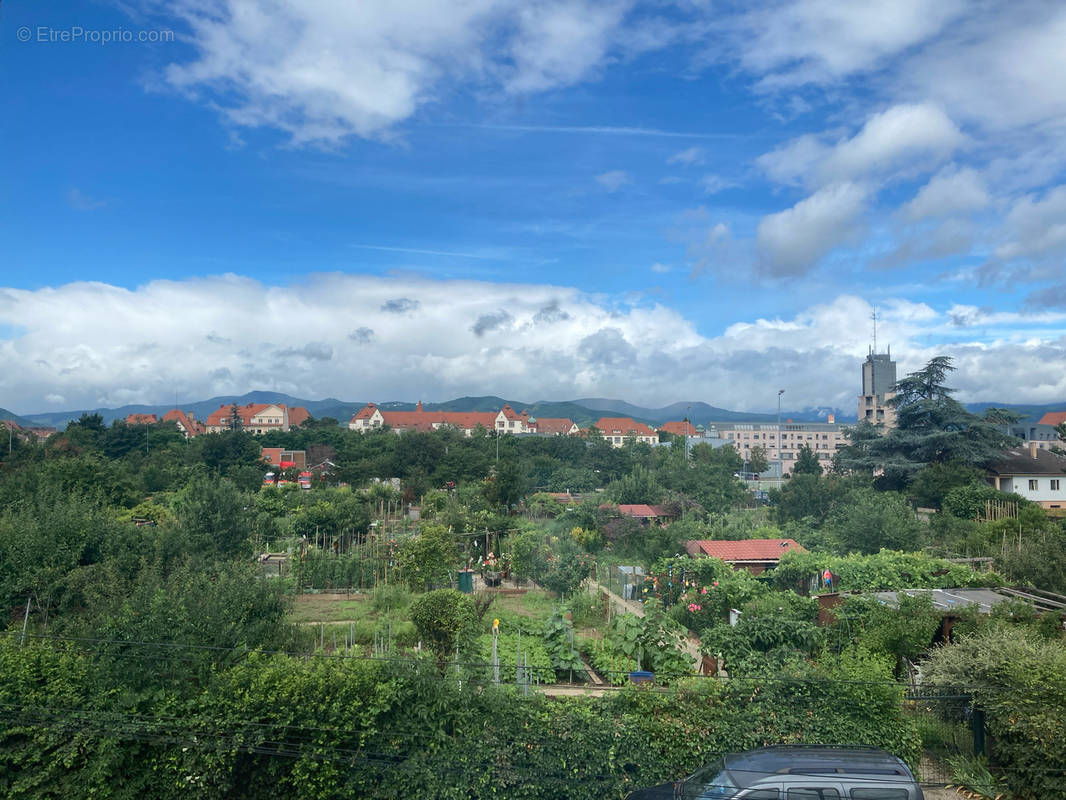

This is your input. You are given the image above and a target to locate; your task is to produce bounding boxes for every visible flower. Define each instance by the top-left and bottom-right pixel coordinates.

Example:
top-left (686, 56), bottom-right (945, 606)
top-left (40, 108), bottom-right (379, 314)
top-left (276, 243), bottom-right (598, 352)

top-left (700, 587), bottom-right (708, 595)
top-left (687, 603), bottom-right (702, 612)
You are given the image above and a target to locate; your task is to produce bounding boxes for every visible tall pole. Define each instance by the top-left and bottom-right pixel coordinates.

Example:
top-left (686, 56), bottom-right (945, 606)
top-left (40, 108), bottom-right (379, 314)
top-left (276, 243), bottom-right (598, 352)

top-left (685, 404), bottom-right (691, 462)
top-left (777, 389), bottom-right (785, 481)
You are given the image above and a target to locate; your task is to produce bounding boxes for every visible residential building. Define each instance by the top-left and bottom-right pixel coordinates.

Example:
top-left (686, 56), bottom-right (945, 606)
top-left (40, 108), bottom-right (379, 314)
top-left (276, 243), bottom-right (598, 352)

top-left (659, 420), bottom-right (700, 438)
top-left (125, 413), bottom-right (158, 425)
top-left (348, 402), bottom-right (496, 436)
top-left (205, 403), bottom-right (310, 434)
top-left (1003, 412), bottom-right (1066, 451)
top-left (703, 418), bottom-right (849, 476)
top-left (530, 417), bottom-right (579, 436)
top-left (161, 409), bottom-right (205, 438)
top-left (987, 443), bottom-right (1066, 509)
top-left (858, 348), bottom-right (897, 428)
top-left (685, 538), bottom-right (807, 575)
top-left (495, 404), bottom-right (533, 434)
top-left (593, 417), bottom-right (658, 447)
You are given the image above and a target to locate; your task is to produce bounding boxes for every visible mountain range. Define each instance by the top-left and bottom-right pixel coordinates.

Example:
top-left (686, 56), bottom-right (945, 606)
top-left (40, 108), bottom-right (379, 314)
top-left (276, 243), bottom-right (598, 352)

top-left (2, 393), bottom-right (1062, 431)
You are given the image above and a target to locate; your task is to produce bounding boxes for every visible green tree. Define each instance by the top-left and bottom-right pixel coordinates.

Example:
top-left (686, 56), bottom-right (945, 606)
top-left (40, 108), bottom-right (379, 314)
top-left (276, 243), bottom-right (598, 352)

top-left (409, 588), bottom-right (478, 668)
top-left (792, 443), bottom-right (822, 475)
top-left (838, 357), bottom-right (1017, 487)
top-left (395, 524), bottom-right (457, 590)
top-left (747, 445), bottom-right (769, 475)
top-left (825, 488), bottom-right (924, 554)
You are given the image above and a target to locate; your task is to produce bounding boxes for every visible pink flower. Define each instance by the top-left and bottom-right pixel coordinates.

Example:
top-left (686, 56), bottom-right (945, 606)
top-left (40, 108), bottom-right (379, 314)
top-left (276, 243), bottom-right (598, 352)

top-left (713, 581), bottom-right (719, 587)
top-left (700, 587), bottom-right (708, 595)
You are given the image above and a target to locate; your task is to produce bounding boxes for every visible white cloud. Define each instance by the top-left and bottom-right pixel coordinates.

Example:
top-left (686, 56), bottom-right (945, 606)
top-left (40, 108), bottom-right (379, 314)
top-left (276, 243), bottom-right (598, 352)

top-left (1, 276), bottom-right (1064, 413)
top-left (756, 182), bottom-right (869, 276)
top-left (595, 170), bottom-right (630, 192)
top-left (700, 174), bottom-right (737, 194)
top-left (995, 185), bottom-right (1066, 262)
top-left (650, 263), bottom-right (671, 273)
top-left (759, 104), bottom-right (963, 189)
top-left (66, 187), bottom-right (106, 212)
top-left (506, 0), bottom-right (628, 92)
top-left (730, 0), bottom-right (966, 87)
top-left (667, 146), bottom-right (705, 166)
top-left (902, 166), bottom-right (989, 222)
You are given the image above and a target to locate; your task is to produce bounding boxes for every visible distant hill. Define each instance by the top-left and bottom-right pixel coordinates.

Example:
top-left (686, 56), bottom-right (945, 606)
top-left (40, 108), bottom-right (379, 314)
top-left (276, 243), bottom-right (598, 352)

top-left (0, 408), bottom-right (35, 427)
top-left (963, 401), bottom-right (1066, 422)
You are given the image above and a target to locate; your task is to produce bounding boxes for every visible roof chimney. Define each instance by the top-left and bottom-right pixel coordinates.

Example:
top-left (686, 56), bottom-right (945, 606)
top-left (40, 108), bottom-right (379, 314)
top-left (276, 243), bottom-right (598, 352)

top-left (416, 401), bottom-right (423, 412)
top-left (827, 413), bottom-right (835, 424)
top-left (1029, 441), bottom-right (1038, 459)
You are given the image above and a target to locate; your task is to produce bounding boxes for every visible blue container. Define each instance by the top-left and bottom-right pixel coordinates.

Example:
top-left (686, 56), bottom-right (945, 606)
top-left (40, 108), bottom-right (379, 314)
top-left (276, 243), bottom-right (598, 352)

top-left (629, 670), bottom-right (654, 684)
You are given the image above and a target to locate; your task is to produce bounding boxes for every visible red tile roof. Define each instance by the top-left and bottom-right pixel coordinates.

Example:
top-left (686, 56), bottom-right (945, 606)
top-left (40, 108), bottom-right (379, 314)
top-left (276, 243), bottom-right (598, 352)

top-left (685, 538), bottom-right (807, 561)
top-left (351, 403), bottom-right (496, 432)
top-left (534, 417), bottom-right (576, 435)
top-left (616, 504), bottom-right (661, 518)
top-left (660, 420), bottom-right (698, 436)
top-left (595, 417), bottom-right (657, 437)
top-left (125, 413), bottom-right (158, 425)
top-left (1038, 411), bottom-right (1066, 427)
top-left (162, 409), bottom-right (205, 436)
top-left (287, 406), bottom-right (310, 428)
top-left (205, 403), bottom-right (308, 429)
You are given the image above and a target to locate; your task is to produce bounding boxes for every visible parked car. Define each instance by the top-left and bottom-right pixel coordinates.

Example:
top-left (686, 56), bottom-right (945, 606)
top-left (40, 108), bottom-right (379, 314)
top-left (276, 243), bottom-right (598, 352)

top-left (625, 745), bottom-right (924, 800)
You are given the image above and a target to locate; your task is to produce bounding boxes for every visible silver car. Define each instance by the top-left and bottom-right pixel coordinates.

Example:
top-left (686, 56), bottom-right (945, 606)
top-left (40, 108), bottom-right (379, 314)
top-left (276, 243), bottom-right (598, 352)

top-left (626, 745), bottom-right (925, 800)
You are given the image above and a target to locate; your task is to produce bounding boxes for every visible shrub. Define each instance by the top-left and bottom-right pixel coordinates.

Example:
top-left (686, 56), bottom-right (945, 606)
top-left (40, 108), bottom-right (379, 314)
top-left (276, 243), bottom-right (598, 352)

top-left (409, 588), bottom-right (478, 668)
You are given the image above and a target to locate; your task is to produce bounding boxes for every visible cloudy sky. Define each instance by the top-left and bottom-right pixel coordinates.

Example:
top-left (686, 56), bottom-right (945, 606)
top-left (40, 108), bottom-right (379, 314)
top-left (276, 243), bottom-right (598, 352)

top-left (2, 0), bottom-right (1066, 415)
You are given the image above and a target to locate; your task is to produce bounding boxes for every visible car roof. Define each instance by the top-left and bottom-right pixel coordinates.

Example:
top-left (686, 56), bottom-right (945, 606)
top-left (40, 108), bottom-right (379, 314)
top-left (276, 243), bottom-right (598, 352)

top-left (724, 746), bottom-right (911, 776)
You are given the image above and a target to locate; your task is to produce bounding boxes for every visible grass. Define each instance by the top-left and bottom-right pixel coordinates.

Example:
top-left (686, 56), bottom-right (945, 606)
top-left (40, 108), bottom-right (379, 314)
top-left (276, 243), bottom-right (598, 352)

top-left (289, 594), bottom-right (374, 624)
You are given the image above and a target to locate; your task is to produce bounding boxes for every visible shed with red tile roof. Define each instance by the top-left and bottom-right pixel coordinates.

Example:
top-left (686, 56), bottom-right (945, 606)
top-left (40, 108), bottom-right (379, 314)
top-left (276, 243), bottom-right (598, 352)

top-left (685, 538), bottom-right (807, 575)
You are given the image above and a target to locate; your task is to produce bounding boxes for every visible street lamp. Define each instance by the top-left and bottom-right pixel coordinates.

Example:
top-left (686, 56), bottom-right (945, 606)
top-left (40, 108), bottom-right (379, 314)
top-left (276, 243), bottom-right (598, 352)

top-left (777, 389), bottom-right (785, 481)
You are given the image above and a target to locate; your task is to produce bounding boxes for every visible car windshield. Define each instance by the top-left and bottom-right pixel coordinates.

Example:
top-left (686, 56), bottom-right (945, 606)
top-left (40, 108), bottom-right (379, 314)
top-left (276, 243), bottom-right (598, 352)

top-left (685, 762), bottom-right (739, 799)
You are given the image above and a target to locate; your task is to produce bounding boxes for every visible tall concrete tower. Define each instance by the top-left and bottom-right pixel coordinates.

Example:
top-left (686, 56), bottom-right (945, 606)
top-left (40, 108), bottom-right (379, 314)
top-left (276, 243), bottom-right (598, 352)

top-left (858, 347), bottom-right (897, 427)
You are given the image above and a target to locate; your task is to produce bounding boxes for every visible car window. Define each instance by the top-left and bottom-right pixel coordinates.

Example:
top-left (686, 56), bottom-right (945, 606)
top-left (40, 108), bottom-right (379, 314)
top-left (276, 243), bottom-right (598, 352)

top-left (741, 791), bottom-right (780, 799)
top-left (850, 791), bottom-right (909, 799)
top-left (787, 790), bottom-right (841, 800)
top-left (683, 767), bottom-right (737, 799)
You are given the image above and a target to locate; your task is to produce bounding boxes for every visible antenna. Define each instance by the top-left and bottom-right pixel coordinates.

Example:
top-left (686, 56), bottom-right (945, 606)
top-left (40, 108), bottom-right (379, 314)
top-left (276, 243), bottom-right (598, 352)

top-left (871, 310), bottom-right (880, 353)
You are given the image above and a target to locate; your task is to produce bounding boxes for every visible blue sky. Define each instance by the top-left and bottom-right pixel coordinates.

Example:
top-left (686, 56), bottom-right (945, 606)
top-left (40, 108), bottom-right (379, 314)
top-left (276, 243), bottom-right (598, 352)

top-left (2, 0), bottom-right (1066, 414)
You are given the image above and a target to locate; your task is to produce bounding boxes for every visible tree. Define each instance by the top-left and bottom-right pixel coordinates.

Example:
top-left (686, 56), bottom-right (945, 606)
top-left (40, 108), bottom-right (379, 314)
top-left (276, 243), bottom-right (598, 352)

top-left (838, 357), bottom-right (1017, 487)
top-left (748, 445), bottom-right (769, 475)
top-left (395, 525), bottom-right (457, 591)
top-left (409, 589), bottom-right (478, 669)
top-left (825, 488), bottom-right (924, 554)
top-left (792, 443), bottom-right (822, 476)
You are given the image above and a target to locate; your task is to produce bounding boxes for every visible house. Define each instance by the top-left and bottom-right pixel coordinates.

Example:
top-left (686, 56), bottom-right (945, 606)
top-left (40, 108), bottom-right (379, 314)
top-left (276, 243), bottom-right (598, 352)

top-left (987, 443), bottom-right (1066, 509)
top-left (348, 402), bottom-right (497, 436)
top-left (531, 417), bottom-right (579, 436)
top-left (612, 504), bottom-right (675, 524)
top-left (495, 404), bottom-right (533, 434)
top-left (161, 409), bottom-right (205, 438)
top-left (205, 403), bottom-right (311, 434)
top-left (685, 538), bottom-right (807, 575)
top-left (660, 420), bottom-right (700, 438)
top-left (261, 447), bottom-right (306, 470)
top-left (125, 413), bottom-right (158, 425)
top-left (594, 417), bottom-right (658, 447)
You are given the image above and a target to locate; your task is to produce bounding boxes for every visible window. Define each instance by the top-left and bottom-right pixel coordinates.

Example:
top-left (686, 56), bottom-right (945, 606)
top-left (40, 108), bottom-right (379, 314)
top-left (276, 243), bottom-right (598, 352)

top-left (743, 791), bottom-right (780, 799)
top-left (787, 790), bottom-right (840, 799)
top-left (1029, 479), bottom-right (1039, 491)
top-left (1052, 479), bottom-right (1061, 491)
top-left (850, 790), bottom-right (908, 799)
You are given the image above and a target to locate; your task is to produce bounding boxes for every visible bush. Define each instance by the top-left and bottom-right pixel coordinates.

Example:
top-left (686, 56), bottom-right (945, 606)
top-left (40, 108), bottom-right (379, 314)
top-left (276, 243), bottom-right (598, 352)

top-left (409, 588), bottom-right (478, 667)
